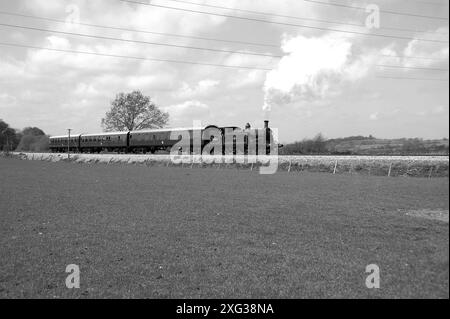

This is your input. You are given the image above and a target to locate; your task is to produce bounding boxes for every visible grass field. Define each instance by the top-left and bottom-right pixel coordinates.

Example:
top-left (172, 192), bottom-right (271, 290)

top-left (0, 158), bottom-right (448, 298)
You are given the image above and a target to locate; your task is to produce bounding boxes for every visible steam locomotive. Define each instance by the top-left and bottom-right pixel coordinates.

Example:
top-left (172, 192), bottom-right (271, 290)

top-left (49, 121), bottom-right (276, 155)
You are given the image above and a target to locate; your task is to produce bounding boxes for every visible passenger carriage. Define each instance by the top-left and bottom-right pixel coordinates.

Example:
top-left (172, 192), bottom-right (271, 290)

top-left (79, 132), bottom-right (128, 153)
top-left (49, 134), bottom-right (81, 153)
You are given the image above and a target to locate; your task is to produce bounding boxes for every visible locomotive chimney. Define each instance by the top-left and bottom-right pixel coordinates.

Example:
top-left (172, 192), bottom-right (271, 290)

top-left (264, 120), bottom-right (269, 129)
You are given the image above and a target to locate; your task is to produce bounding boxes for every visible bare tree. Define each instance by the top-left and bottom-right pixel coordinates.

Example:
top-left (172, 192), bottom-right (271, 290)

top-left (101, 91), bottom-right (169, 132)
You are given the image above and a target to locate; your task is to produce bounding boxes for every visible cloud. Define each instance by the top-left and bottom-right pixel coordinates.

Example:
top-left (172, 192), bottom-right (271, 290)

top-left (416, 105), bottom-right (448, 117)
top-left (74, 83), bottom-right (99, 97)
top-left (432, 105), bottom-right (446, 115)
top-left (228, 70), bottom-right (266, 89)
top-left (173, 79), bottom-right (220, 99)
top-left (164, 100), bottom-right (212, 126)
top-left (262, 33), bottom-right (368, 112)
top-left (379, 27), bottom-right (449, 70)
top-left (0, 93), bottom-right (17, 107)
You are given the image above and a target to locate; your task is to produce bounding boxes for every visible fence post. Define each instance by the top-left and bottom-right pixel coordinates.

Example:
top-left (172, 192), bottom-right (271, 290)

top-left (251, 163), bottom-right (254, 171)
top-left (405, 164), bottom-right (410, 177)
top-left (333, 160), bottom-right (338, 175)
top-left (428, 166), bottom-right (434, 179)
top-left (288, 160), bottom-right (292, 173)
top-left (388, 163), bottom-right (393, 177)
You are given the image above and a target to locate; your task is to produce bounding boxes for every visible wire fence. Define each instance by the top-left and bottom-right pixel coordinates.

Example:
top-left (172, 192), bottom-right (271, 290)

top-left (3, 152), bottom-right (449, 178)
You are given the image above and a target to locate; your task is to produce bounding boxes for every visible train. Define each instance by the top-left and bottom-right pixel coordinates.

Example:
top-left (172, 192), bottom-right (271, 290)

top-left (49, 121), bottom-right (277, 155)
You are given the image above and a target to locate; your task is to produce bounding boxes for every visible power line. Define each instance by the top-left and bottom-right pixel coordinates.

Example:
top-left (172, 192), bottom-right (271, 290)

top-left (304, 0), bottom-right (449, 21)
top-left (0, 10), bottom-right (447, 62)
top-left (376, 64), bottom-right (449, 71)
top-left (380, 54), bottom-right (449, 61)
top-left (0, 22), bottom-right (282, 58)
top-left (376, 75), bottom-right (449, 81)
top-left (0, 41), bottom-right (273, 70)
top-left (159, 0), bottom-right (448, 35)
top-left (405, 0), bottom-right (449, 6)
top-left (120, 0), bottom-right (449, 43)
top-left (0, 10), bottom-right (279, 48)
top-left (1, 12), bottom-right (447, 64)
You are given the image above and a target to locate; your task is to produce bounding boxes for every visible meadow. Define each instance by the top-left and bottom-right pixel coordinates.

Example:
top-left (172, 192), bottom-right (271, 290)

top-left (0, 158), bottom-right (448, 298)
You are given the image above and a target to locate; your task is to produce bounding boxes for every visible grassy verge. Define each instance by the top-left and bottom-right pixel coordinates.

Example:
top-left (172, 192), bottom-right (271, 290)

top-left (0, 158), bottom-right (448, 298)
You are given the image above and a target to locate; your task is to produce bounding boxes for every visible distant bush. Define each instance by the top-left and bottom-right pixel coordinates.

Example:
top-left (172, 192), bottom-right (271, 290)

top-left (281, 135), bottom-right (449, 156)
top-left (0, 119), bottom-right (21, 151)
top-left (15, 127), bottom-right (49, 152)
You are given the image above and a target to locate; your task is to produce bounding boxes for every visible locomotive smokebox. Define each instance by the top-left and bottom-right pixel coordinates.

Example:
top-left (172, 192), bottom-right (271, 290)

top-left (264, 120), bottom-right (271, 155)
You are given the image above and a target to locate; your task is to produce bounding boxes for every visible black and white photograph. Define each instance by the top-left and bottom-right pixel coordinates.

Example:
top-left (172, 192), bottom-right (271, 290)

top-left (0, 0), bottom-right (448, 306)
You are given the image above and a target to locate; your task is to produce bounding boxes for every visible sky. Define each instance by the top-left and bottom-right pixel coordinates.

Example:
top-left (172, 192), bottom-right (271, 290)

top-left (0, 0), bottom-right (448, 143)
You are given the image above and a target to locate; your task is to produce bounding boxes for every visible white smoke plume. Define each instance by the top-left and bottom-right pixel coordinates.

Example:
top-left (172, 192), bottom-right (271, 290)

top-left (263, 33), bottom-right (367, 115)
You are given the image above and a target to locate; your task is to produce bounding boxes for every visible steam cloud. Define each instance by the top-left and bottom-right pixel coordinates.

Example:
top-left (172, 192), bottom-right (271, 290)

top-left (263, 34), bottom-right (364, 116)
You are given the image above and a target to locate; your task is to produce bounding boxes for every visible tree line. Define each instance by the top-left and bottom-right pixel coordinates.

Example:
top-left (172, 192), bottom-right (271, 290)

top-left (280, 134), bottom-right (449, 156)
top-left (0, 120), bottom-right (49, 152)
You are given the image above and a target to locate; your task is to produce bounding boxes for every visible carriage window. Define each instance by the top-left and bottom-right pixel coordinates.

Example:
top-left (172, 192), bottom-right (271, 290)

top-left (153, 135), bottom-right (156, 140)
